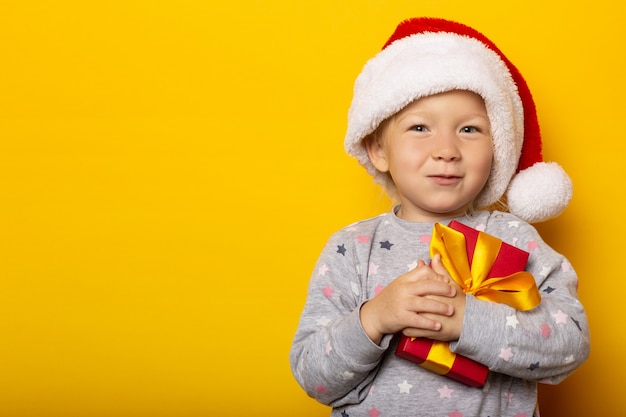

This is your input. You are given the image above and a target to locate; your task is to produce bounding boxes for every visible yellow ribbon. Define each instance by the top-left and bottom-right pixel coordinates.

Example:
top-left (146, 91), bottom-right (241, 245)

top-left (430, 222), bottom-right (541, 311)
top-left (419, 341), bottom-right (456, 375)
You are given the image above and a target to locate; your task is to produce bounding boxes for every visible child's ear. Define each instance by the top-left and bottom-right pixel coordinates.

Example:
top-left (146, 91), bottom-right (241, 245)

top-left (365, 136), bottom-right (390, 173)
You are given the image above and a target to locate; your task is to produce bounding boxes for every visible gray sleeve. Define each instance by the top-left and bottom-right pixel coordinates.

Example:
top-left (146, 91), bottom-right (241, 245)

top-left (450, 220), bottom-right (590, 383)
top-left (289, 232), bottom-right (392, 406)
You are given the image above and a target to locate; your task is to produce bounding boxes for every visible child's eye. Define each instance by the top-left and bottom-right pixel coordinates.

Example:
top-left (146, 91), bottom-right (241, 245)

top-left (461, 126), bottom-right (479, 133)
top-left (410, 125), bottom-right (427, 132)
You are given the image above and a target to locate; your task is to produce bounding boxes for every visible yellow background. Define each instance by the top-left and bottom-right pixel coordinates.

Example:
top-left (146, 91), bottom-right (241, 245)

top-left (0, 1), bottom-right (621, 416)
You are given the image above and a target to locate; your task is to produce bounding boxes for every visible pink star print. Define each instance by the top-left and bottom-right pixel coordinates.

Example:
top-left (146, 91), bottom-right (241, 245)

top-left (449, 410), bottom-right (464, 417)
top-left (374, 283), bottom-right (384, 296)
top-left (561, 260), bottom-right (571, 272)
top-left (357, 235), bottom-right (371, 243)
top-left (419, 234), bottom-right (431, 243)
top-left (315, 384), bottom-right (328, 395)
top-left (368, 406), bottom-right (381, 417)
top-left (540, 324), bottom-right (551, 337)
top-left (322, 285), bottom-right (335, 299)
top-left (325, 341), bottom-right (332, 355)
top-left (437, 384), bottom-right (454, 398)
top-left (553, 309), bottom-right (568, 324)
top-left (369, 263), bottom-right (379, 275)
top-left (527, 240), bottom-right (538, 251)
top-left (318, 264), bottom-right (329, 276)
top-left (499, 347), bottom-right (514, 361)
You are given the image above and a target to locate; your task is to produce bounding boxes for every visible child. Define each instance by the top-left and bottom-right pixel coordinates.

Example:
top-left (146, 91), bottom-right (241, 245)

top-left (290, 17), bottom-right (590, 417)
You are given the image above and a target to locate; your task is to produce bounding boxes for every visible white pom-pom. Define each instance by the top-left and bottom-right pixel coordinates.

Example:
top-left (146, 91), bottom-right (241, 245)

top-left (507, 162), bottom-right (573, 223)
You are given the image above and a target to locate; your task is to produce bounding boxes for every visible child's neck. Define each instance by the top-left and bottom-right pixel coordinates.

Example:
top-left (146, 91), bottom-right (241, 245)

top-left (395, 205), bottom-right (471, 223)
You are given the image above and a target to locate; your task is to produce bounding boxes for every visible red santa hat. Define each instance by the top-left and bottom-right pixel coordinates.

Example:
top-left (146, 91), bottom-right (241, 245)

top-left (344, 17), bottom-right (572, 223)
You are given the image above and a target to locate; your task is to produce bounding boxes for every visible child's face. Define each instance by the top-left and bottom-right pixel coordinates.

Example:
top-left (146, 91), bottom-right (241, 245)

top-left (366, 90), bottom-right (493, 222)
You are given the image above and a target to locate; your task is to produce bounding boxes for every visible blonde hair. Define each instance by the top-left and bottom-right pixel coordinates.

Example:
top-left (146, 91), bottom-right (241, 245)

top-left (361, 116), bottom-right (398, 202)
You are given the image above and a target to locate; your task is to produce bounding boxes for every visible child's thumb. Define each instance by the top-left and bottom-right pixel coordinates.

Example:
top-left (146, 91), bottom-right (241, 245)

top-left (430, 254), bottom-right (448, 275)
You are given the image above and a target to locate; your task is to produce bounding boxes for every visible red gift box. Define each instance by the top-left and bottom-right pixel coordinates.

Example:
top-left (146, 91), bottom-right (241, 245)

top-left (395, 220), bottom-right (538, 387)
top-left (448, 220), bottom-right (530, 278)
top-left (396, 336), bottom-right (489, 387)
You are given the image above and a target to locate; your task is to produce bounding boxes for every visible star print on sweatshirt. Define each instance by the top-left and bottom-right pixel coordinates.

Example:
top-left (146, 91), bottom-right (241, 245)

top-left (290, 208), bottom-right (590, 417)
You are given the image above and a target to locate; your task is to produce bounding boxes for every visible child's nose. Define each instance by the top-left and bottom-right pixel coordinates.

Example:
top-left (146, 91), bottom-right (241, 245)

top-left (432, 132), bottom-right (461, 161)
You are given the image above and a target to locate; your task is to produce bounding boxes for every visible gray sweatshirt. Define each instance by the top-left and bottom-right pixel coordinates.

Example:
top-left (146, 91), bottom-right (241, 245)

top-left (290, 208), bottom-right (589, 417)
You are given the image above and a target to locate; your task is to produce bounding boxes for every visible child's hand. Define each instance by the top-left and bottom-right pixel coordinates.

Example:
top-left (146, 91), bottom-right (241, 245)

top-left (402, 254), bottom-right (466, 342)
top-left (359, 255), bottom-right (457, 345)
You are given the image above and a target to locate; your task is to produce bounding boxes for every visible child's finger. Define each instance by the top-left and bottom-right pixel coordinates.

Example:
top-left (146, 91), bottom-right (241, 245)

top-left (430, 254), bottom-right (449, 276)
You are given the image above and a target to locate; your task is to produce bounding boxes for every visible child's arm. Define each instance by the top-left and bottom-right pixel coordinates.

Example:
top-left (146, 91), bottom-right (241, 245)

top-left (448, 221), bottom-right (590, 383)
top-left (290, 236), bottom-right (456, 407)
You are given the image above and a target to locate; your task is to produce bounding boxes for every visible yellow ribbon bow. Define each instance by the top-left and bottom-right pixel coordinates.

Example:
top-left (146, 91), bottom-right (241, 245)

top-left (430, 222), bottom-right (541, 311)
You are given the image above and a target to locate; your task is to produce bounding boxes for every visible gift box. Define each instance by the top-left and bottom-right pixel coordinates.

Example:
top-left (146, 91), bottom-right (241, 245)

top-left (395, 220), bottom-right (541, 387)
top-left (396, 336), bottom-right (489, 387)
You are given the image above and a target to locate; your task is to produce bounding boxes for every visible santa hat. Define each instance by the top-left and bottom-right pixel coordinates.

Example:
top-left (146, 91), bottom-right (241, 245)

top-left (344, 17), bottom-right (572, 223)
